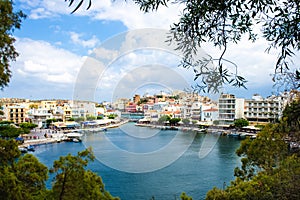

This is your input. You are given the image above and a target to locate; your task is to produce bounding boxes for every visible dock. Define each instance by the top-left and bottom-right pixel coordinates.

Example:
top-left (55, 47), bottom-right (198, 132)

top-left (18, 138), bottom-right (60, 148)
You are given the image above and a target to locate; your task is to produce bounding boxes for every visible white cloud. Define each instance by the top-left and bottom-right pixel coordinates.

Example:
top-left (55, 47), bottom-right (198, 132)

top-left (29, 7), bottom-right (57, 19)
top-left (14, 38), bottom-right (83, 84)
top-left (69, 32), bottom-right (100, 48)
top-left (92, 47), bottom-right (119, 60)
top-left (23, 60), bottom-right (47, 73)
top-left (18, 0), bottom-right (40, 9)
top-left (20, 0), bottom-right (183, 29)
top-left (15, 0), bottom-right (299, 99)
top-left (47, 72), bottom-right (75, 84)
top-left (91, 1), bottom-right (183, 29)
top-left (201, 37), bottom-right (278, 88)
top-left (21, 0), bottom-right (72, 19)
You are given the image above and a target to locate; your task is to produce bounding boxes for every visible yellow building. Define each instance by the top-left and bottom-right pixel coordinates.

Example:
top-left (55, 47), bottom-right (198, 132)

top-left (4, 105), bottom-right (26, 124)
top-left (41, 100), bottom-right (57, 111)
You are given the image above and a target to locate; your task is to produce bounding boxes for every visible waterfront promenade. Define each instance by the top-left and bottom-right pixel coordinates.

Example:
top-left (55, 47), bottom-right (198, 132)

top-left (135, 122), bottom-right (258, 138)
top-left (19, 119), bottom-right (129, 148)
top-left (19, 119), bottom-right (257, 148)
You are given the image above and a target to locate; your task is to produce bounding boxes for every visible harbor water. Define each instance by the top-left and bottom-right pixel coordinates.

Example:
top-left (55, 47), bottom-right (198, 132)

top-left (32, 123), bottom-right (241, 200)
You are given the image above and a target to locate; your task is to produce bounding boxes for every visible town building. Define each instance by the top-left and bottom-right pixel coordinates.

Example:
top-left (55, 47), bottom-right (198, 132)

top-left (202, 108), bottom-right (219, 123)
top-left (3, 105), bottom-right (26, 124)
top-left (244, 94), bottom-right (286, 123)
top-left (27, 108), bottom-right (53, 127)
top-left (113, 98), bottom-right (130, 111)
top-left (218, 93), bottom-right (236, 124)
top-left (133, 94), bottom-right (140, 104)
top-left (125, 102), bottom-right (137, 113)
top-left (235, 98), bottom-right (245, 119)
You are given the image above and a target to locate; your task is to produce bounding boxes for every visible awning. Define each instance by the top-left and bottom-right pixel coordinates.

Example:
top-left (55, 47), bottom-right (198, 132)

top-left (53, 122), bottom-right (66, 128)
top-left (15, 137), bottom-right (24, 141)
top-left (66, 122), bottom-right (80, 128)
top-left (66, 132), bottom-right (82, 137)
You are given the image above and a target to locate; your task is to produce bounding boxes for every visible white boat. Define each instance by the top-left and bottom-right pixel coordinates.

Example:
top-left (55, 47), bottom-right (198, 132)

top-left (72, 138), bottom-right (80, 143)
top-left (65, 132), bottom-right (83, 142)
top-left (19, 147), bottom-right (28, 153)
top-left (26, 145), bottom-right (35, 152)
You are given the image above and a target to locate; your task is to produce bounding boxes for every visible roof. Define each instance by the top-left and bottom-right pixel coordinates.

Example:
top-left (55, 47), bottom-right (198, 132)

top-left (203, 108), bottom-right (218, 112)
top-left (66, 132), bottom-right (82, 137)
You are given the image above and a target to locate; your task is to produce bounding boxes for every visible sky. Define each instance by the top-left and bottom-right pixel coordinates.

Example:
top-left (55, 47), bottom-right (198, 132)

top-left (2, 0), bottom-right (298, 102)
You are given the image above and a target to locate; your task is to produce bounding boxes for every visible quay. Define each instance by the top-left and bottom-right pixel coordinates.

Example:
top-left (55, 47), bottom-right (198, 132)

top-left (18, 119), bottom-right (129, 148)
top-left (19, 138), bottom-right (59, 148)
top-left (135, 122), bottom-right (259, 139)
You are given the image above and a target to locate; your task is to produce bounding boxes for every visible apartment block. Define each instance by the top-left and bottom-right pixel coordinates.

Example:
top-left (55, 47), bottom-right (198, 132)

top-left (218, 93), bottom-right (236, 124)
top-left (28, 108), bottom-right (53, 127)
top-left (244, 94), bottom-right (285, 123)
top-left (4, 105), bottom-right (26, 124)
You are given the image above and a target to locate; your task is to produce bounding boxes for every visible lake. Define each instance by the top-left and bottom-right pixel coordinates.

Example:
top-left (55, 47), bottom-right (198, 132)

top-left (32, 122), bottom-right (241, 200)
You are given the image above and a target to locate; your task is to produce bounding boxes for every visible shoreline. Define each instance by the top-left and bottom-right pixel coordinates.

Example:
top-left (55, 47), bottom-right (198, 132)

top-left (135, 123), bottom-right (258, 138)
top-left (135, 123), bottom-right (207, 133)
top-left (19, 119), bottom-right (129, 148)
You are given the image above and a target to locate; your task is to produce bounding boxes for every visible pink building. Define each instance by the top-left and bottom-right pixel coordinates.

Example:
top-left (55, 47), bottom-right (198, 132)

top-left (125, 102), bottom-right (137, 113)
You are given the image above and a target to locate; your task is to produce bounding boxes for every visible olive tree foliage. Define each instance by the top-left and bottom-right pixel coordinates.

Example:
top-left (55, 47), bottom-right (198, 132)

top-left (0, 139), bottom-right (117, 200)
top-left (0, 139), bottom-right (49, 200)
top-left (49, 148), bottom-right (119, 200)
top-left (65, 0), bottom-right (91, 13)
top-left (135, 0), bottom-right (300, 93)
top-left (67, 0), bottom-right (299, 93)
top-left (0, 0), bottom-right (26, 89)
top-left (234, 118), bottom-right (249, 128)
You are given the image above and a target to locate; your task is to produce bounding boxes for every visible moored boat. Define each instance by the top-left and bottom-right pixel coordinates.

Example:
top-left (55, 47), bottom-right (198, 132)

top-left (19, 147), bottom-right (28, 153)
top-left (26, 145), bottom-right (35, 152)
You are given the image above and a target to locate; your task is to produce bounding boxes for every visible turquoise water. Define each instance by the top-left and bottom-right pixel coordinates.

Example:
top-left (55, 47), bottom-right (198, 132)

top-left (32, 123), bottom-right (241, 200)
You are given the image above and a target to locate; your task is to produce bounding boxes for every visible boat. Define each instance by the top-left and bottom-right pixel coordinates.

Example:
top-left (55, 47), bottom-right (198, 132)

top-left (19, 147), bottom-right (28, 153)
top-left (239, 133), bottom-right (247, 140)
top-left (227, 132), bottom-right (240, 138)
top-left (227, 132), bottom-right (247, 140)
top-left (72, 138), bottom-right (80, 143)
top-left (26, 145), bottom-right (35, 152)
top-left (250, 135), bottom-right (257, 139)
top-left (64, 131), bottom-right (83, 142)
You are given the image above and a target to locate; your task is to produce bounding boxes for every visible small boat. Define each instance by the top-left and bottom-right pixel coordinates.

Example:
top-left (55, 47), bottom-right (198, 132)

top-left (26, 145), bottom-right (35, 152)
top-left (250, 135), bottom-right (257, 139)
top-left (72, 138), bottom-right (80, 143)
top-left (238, 133), bottom-right (247, 140)
top-left (64, 132), bottom-right (83, 142)
top-left (19, 147), bottom-right (28, 153)
top-left (227, 132), bottom-right (240, 137)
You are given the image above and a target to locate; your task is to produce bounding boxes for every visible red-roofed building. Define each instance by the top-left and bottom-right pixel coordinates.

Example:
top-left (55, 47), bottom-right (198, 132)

top-left (203, 108), bottom-right (218, 122)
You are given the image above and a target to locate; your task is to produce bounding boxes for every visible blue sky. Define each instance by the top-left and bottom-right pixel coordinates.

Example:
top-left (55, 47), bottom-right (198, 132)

top-left (2, 0), bottom-right (297, 102)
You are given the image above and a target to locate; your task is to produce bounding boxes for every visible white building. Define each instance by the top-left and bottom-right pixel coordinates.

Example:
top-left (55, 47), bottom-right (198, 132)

top-left (27, 108), bottom-right (53, 127)
top-left (202, 108), bottom-right (219, 123)
top-left (244, 94), bottom-right (286, 123)
top-left (235, 98), bottom-right (245, 119)
top-left (218, 93), bottom-right (236, 124)
top-left (70, 100), bottom-right (96, 119)
top-left (190, 102), bottom-right (202, 120)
